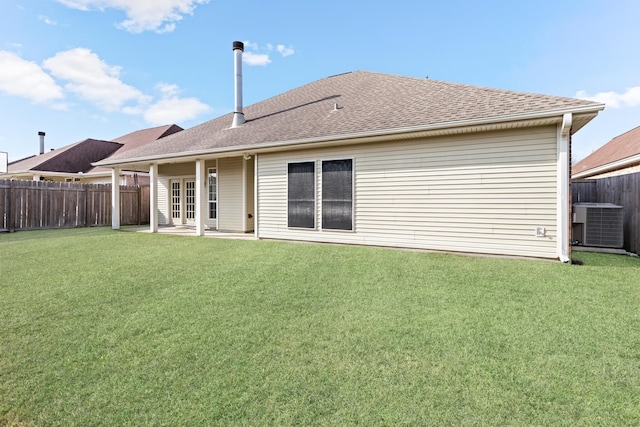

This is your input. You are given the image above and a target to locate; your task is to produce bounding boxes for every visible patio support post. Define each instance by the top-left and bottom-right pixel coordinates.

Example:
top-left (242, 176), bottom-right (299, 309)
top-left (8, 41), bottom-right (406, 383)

top-left (254, 154), bottom-right (259, 238)
top-left (557, 113), bottom-right (572, 262)
top-left (242, 157), bottom-right (247, 232)
top-left (195, 159), bottom-right (205, 236)
top-left (111, 167), bottom-right (120, 230)
top-left (149, 163), bottom-right (158, 232)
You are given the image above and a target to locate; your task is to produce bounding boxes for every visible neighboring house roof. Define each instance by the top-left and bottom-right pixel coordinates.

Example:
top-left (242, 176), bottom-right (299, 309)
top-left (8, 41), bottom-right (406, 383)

top-left (99, 71), bottom-right (603, 165)
top-left (110, 124), bottom-right (183, 155)
top-left (8, 139), bottom-right (120, 175)
top-left (5, 124), bottom-right (183, 178)
top-left (573, 125), bottom-right (640, 178)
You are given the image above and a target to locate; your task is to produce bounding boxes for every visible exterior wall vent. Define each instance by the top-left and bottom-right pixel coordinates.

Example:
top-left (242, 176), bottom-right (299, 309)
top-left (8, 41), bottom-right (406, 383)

top-left (573, 203), bottom-right (624, 248)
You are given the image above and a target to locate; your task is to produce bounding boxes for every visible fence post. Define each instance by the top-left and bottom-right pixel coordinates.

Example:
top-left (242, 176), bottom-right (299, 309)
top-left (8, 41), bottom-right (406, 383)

top-left (8, 180), bottom-right (15, 232)
top-left (137, 185), bottom-right (142, 225)
top-left (84, 185), bottom-right (90, 227)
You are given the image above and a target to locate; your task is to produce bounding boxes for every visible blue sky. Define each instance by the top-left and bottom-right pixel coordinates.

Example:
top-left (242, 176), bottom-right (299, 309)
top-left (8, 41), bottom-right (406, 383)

top-left (1, 0), bottom-right (639, 164)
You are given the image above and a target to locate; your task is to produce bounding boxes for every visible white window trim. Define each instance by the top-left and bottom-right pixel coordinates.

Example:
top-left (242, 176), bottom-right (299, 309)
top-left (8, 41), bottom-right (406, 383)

top-left (207, 163), bottom-right (218, 222)
top-left (320, 157), bottom-right (355, 233)
top-left (166, 174), bottom-right (195, 225)
top-left (286, 159), bottom-right (317, 230)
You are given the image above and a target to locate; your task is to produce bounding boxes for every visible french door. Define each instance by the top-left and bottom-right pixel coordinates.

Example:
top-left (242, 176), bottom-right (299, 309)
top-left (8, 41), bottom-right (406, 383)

top-left (170, 180), bottom-right (182, 224)
top-left (169, 178), bottom-right (196, 225)
top-left (184, 180), bottom-right (196, 225)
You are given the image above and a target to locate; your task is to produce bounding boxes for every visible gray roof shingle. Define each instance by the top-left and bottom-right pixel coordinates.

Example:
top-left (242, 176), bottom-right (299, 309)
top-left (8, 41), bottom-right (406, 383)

top-left (105, 71), bottom-right (601, 162)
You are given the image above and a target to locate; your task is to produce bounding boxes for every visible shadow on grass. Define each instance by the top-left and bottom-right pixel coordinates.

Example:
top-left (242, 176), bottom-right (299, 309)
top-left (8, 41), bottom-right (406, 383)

top-left (571, 252), bottom-right (640, 268)
top-left (0, 227), bottom-right (113, 243)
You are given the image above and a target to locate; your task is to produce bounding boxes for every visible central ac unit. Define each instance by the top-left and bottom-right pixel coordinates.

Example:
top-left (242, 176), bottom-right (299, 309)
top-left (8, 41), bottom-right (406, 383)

top-left (572, 203), bottom-right (624, 248)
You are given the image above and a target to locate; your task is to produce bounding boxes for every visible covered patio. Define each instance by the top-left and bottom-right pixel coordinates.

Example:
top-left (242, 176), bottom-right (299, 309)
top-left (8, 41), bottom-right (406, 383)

top-left (122, 225), bottom-right (257, 240)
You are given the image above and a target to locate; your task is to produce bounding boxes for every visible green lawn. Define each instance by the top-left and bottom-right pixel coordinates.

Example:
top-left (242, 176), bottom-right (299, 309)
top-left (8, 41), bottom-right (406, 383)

top-left (1, 228), bottom-right (639, 426)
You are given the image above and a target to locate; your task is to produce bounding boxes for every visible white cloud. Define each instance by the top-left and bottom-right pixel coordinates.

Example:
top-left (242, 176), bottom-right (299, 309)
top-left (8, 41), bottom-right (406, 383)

top-left (38, 15), bottom-right (58, 25)
top-left (56, 0), bottom-right (209, 33)
top-left (0, 50), bottom-right (64, 103)
top-left (576, 86), bottom-right (640, 108)
top-left (243, 41), bottom-right (259, 51)
top-left (43, 48), bottom-right (150, 112)
top-left (143, 83), bottom-right (211, 124)
top-left (277, 44), bottom-right (294, 57)
top-left (241, 41), bottom-right (295, 65)
top-left (243, 52), bottom-right (271, 66)
top-left (51, 103), bottom-right (70, 111)
top-left (156, 82), bottom-right (180, 97)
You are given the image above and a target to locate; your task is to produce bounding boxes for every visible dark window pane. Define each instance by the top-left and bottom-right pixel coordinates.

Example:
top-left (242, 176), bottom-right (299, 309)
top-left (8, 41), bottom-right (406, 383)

top-left (288, 162), bottom-right (315, 228)
top-left (322, 159), bottom-right (353, 230)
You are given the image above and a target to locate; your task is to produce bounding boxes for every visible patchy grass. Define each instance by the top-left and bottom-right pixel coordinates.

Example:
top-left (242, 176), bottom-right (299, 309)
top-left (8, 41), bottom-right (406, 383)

top-left (1, 228), bottom-right (639, 426)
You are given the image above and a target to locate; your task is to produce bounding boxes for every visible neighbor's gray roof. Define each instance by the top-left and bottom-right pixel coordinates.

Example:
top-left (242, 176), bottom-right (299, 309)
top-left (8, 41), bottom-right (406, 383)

top-left (105, 71), bottom-right (602, 163)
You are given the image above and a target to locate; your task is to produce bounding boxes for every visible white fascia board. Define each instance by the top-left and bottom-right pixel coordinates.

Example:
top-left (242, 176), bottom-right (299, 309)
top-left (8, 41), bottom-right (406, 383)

top-left (572, 153), bottom-right (640, 179)
top-left (95, 104), bottom-right (605, 168)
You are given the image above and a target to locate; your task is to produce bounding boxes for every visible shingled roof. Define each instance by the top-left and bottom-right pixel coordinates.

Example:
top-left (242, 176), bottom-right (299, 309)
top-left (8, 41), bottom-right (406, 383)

top-left (102, 71), bottom-right (602, 164)
top-left (573, 125), bottom-right (640, 177)
top-left (8, 139), bottom-right (120, 174)
top-left (6, 124), bottom-right (183, 176)
top-left (110, 124), bottom-right (183, 154)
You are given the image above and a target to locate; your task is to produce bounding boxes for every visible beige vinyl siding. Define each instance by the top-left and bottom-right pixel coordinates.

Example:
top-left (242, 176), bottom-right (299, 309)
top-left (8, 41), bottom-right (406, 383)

top-left (218, 157), bottom-right (244, 231)
top-left (158, 177), bottom-right (169, 225)
top-left (246, 157), bottom-right (255, 231)
top-left (158, 163), bottom-right (195, 176)
top-left (257, 126), bottom-right (559, 259)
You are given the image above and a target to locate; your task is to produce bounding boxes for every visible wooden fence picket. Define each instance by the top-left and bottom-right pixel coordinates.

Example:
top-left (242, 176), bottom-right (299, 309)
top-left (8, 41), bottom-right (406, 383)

top-left (0, 179), bottom-right (149, 232)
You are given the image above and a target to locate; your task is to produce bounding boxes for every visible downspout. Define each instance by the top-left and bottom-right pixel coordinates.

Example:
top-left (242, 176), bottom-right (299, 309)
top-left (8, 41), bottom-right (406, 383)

top-left (557, 113), bottom-right (572, 262)
top-left (254, 153), bottom-right (259, 239)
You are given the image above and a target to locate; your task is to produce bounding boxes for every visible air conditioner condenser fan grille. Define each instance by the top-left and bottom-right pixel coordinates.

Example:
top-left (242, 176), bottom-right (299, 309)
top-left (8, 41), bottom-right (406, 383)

top-left (585, 207), bottom-right (624, 248)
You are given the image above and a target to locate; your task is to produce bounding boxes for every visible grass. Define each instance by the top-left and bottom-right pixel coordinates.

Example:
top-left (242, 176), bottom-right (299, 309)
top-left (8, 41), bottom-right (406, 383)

top-left (1, 227), bottom-right (639, 426)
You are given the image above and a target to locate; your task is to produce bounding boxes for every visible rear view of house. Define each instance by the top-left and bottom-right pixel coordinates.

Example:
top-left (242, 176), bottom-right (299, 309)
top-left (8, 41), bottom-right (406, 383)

top-left (96, 42), bottom-right (604, 261)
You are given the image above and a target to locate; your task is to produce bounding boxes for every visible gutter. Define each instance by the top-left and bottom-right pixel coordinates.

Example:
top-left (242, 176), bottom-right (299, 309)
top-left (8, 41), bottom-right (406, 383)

top-left (95, 103), bottom-right (604, 168)
top-left (572, 153), bottom-right (640, 179)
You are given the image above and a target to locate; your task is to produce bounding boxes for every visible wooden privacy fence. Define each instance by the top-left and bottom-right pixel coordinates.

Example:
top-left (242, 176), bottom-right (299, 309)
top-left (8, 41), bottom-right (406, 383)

top-left (572, 172), bottom-right (640, 254)
top-left (0, 180), bottom-right (150, 232)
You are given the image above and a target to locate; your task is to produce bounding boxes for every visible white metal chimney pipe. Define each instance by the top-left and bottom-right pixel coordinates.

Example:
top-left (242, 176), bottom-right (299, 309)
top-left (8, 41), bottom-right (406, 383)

top-left (38, 131), bottom-right (45, 155)
top-left (231, 41), bottom-right (245, 128)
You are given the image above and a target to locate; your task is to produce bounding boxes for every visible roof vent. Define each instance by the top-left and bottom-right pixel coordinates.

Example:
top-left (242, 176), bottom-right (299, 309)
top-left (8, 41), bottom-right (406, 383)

top-left (231, 41), bottom-right (245, 128)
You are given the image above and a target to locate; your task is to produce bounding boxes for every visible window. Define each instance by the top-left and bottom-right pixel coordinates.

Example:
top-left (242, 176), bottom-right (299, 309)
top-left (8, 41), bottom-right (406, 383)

top-left (322, 159), bottom-right (353, 231)
top-left (287, 162), bottom-right (315, 228)
top-left (208, 168), bottom-right (217, 219)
